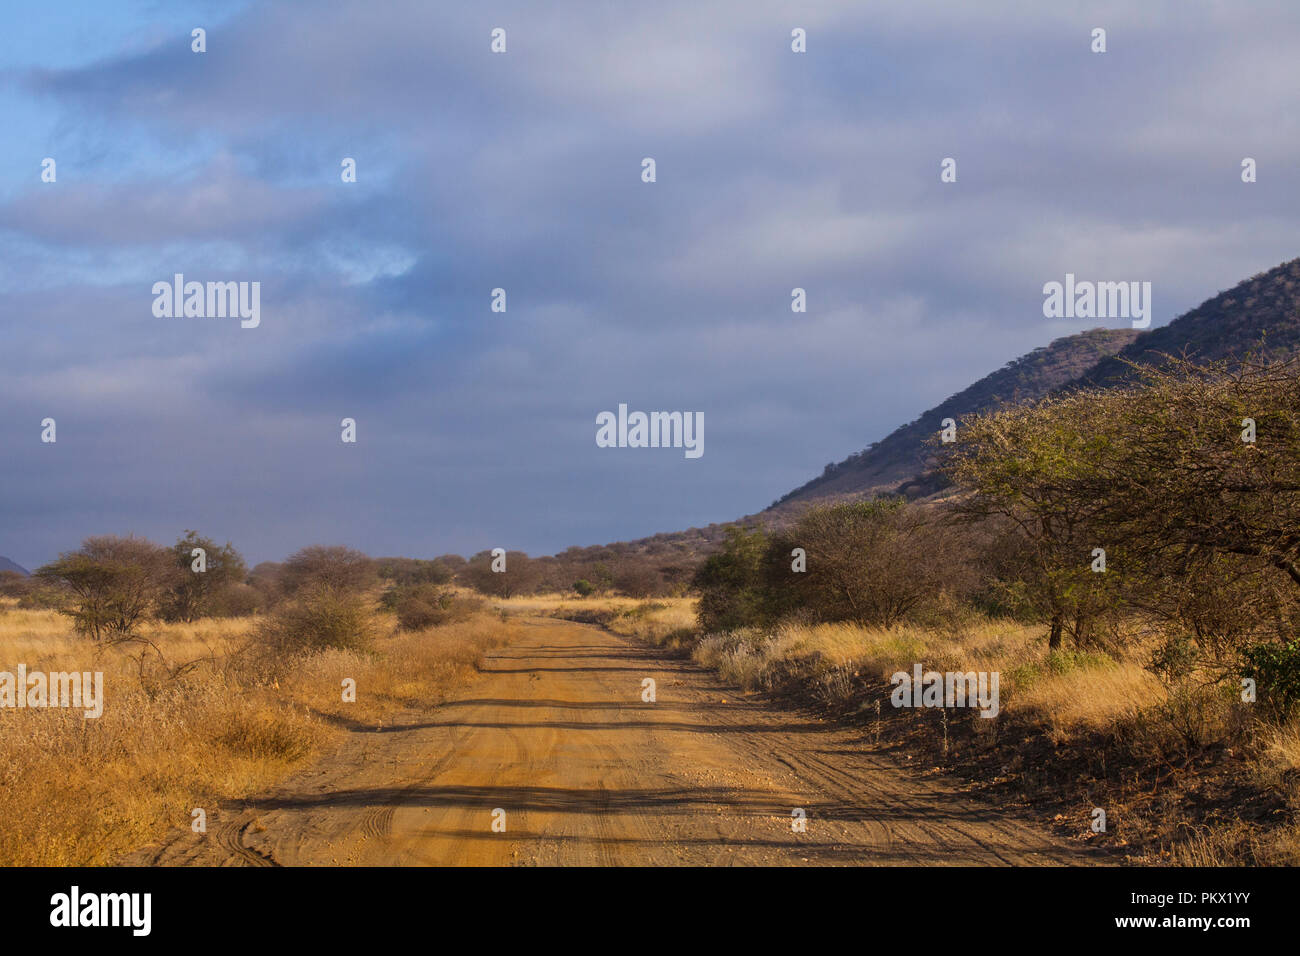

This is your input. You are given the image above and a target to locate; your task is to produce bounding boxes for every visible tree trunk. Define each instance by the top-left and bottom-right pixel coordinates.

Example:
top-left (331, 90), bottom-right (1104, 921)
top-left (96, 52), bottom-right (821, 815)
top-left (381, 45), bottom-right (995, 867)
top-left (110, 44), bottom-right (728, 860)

top-left (1048, 613), bottom-right (1063, 651)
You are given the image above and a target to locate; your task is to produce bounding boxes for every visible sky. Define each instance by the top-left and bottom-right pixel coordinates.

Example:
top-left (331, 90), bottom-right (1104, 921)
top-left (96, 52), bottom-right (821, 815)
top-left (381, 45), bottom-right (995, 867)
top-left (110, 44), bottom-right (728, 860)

top-left (2, 0), bottom-right (1299, 570)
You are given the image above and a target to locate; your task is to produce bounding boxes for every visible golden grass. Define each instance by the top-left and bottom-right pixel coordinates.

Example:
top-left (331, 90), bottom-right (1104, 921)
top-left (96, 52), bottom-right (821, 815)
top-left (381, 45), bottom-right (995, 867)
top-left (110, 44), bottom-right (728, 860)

top-left (0, 602), bottom-right (517, 865)
top-left (1010, 658), bottom-right (1158, 739)
top-left (494, 593), bottom-right (698, 648)
top-left (498, 594), bottom-right (1170, 738)
top-left (684, 615), bottom-right (1165, 738)
top-left (604, 600), bottom-right (696, 644)
top-left (1170, 819), bottom-right (1300, 866)
top-left (493, 593), bottom-right (680, 616)
top-left (1263, 718), bottom-right (1300, 774)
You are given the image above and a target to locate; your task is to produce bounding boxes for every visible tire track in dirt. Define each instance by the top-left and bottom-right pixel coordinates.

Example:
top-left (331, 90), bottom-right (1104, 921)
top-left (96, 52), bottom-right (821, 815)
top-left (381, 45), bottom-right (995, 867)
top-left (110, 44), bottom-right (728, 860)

top-left (128, 617), bottom-right (1098, 866)
top-left (214, 819), bottom-right (279, 867)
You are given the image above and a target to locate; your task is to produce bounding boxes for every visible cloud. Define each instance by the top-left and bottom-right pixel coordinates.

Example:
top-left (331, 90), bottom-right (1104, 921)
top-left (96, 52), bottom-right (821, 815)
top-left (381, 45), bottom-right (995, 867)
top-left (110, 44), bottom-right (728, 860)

top-left (2, 0), bottom-right (1299, 568)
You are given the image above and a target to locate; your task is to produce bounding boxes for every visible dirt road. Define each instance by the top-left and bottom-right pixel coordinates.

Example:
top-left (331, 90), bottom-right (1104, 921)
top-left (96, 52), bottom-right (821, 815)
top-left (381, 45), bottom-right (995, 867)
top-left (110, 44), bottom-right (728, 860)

top-left (132, 618), bottom-right (1091, 866)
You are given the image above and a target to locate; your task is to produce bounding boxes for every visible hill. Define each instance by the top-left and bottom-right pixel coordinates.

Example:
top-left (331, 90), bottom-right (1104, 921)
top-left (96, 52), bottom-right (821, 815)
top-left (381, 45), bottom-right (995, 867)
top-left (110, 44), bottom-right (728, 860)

top-left (1080, 258), bottom-right (1300, 386)
top-left (775, 256), bottom-right (1300, 509)
top-left (551, 256), bottom-right (1300, 573)
top-left (772, 327), bottom-right (1141, 507)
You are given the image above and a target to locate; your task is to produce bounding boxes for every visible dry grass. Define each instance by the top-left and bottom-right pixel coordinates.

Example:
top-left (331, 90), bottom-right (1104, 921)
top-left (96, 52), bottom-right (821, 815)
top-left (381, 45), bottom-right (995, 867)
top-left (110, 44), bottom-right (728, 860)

top-left (1262, 718), bottom-right (1300, 777)
top-left (1220, 718), bottom-right (1300, 864)
top-left (1170, 818), bottom-right (1300, 866)
top-left (493, 593), bottom-right (675, 616)
top-left (1010, 658), bottom-right (1157, 738)
top-left (603, 600), bottom-right (696, 646)
top-left (500, 594), bottom-right (1166, 739)
top-left (687, 616), bottom-right (1164, 738)
top-left (495, 593), bottom-right (698, 649)
top-left (0, 598), bottom-right (515, 865)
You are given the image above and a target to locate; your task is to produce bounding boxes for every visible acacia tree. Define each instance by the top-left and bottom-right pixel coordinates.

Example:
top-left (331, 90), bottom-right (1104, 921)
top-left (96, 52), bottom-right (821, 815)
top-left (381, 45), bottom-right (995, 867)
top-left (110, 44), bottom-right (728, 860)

top-left (279, 545), bottom-right (376, 595)
top-left (36, 535), bottom-right (176, 642)
top-left (162, 530), bottom-right (247, 622)
top-left (1093, 358), bottom-right (1300, 581)
top-left (610, 558), bottom-right (665, 598)
top-left (943, 355), bottom-right (1300, 657)
top-left (769, 499), bottom-right (954, 628)
top-left (1057, 356), bottom-right (1300, 661)
top-left (941, 391), bottom-right (1127, 650)
top-left (462, 550), bottom-right (541, 598)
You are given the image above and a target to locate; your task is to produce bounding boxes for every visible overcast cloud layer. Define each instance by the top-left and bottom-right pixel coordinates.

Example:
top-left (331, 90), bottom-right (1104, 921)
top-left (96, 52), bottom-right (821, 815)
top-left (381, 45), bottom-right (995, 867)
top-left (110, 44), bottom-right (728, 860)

top-left (2, 0), bottom-right (1299, 568)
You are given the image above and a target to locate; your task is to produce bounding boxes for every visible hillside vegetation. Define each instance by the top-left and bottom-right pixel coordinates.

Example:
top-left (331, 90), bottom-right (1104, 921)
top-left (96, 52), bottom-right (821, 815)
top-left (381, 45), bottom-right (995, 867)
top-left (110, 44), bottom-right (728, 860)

top-left (776, 256), bottom-right (1300, 509)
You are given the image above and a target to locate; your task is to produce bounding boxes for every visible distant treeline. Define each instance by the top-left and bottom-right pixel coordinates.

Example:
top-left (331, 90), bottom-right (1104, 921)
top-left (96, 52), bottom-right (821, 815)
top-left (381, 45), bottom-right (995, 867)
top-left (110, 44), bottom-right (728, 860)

top-left (0, 530), bottom-right (703, 642)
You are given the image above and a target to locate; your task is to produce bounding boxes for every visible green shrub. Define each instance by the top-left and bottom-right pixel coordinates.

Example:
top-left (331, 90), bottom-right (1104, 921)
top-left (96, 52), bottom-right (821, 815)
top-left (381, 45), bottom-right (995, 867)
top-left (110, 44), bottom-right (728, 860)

top-left (693, 526), bottom-right (776, 633)
top-left (1147, 635), bottom-right (1200, 685)
top-left (1242, 639), bottom-right (1300, 717)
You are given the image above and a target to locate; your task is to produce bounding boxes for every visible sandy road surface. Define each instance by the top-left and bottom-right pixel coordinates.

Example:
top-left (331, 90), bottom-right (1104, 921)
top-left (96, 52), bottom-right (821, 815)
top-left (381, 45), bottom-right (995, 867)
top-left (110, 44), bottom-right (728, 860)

top-left (131, 618), bottom-right (1092, 866)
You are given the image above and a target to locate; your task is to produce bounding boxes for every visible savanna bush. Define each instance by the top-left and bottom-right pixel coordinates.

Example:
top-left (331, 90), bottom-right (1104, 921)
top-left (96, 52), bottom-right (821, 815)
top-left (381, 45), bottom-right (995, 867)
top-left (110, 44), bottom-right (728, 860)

top-left (1243, 639), bottom-right (1300, 718)
top-left (36, 535), bottom-right (175, 642)
top-left (255, 584), bottom-right (378, 655)
top-left (392, 585), bottom-right (481, 630)
top-left (279, 545), bottom-right (377, 596)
